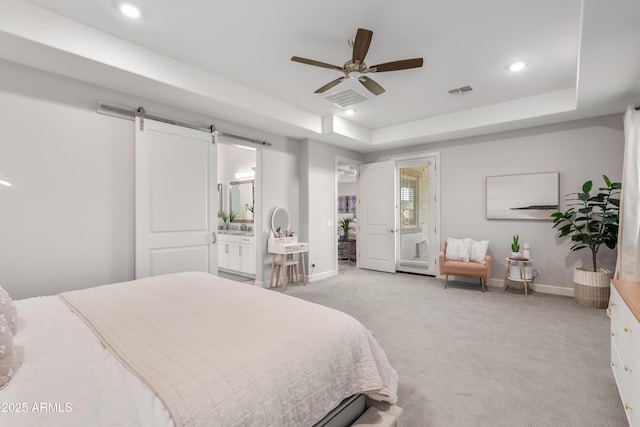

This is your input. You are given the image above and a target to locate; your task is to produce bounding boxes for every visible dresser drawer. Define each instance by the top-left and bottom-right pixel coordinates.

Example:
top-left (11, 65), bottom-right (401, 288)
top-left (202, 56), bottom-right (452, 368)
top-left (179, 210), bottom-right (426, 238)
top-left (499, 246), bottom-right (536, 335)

top-left (612, 340), bottom-right (638, 425)
top-left (612, 287), bottom-right (640, 368)
top-left (284, 243), bottom-right (308, 253)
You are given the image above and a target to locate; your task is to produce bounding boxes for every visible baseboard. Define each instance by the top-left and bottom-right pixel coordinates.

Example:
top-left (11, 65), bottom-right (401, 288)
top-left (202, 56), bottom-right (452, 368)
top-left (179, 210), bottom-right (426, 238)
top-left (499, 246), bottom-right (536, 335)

top-left (307, 270), bottom-right (338, 283)
top-left (532, 283), bottom-right (574, 297)
top-left (486, 278), bottom-right (573, 297)
top-left (255, 270), bottom-right (336, 288)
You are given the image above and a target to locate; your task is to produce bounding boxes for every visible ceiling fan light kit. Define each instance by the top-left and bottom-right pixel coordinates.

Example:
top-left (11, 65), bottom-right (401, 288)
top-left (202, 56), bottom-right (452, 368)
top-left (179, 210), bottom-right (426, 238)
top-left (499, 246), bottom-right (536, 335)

top-left (292, 28), bottom-right (424, 97)
top-left (509, 61), bottom-right (526, 72)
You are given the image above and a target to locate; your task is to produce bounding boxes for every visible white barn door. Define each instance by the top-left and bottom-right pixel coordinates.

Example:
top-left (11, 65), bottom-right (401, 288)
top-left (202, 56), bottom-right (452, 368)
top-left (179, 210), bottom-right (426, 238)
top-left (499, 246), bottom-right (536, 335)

top-left (358, 161), bottom-right (396, 273)
top-left (135, 117), bottom-right (217, 278)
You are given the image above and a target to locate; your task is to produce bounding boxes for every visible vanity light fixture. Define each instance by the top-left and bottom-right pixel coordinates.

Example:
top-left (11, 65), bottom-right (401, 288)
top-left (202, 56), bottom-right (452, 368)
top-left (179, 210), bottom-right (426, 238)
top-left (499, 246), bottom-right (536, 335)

top-left (509, 61), bottom-right (526, 72)
top-left (234, 170), bottom-right (255, 180)
top-left (120, 3), bottom-right (141, 19)
top-left (345, 109), bottom-right (355, 116)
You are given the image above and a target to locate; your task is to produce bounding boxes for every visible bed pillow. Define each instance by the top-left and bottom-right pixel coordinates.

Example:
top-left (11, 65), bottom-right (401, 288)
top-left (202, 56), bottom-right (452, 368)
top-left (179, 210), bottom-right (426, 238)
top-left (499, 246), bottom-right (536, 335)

top-left (470, 240), bottom-right (489, 264)
top-left (445, 238), bottom-right (472, 262)
top-left (0, 316), bottom-right (14, 390)
top-left (0, 286), bottom-right (17, 335)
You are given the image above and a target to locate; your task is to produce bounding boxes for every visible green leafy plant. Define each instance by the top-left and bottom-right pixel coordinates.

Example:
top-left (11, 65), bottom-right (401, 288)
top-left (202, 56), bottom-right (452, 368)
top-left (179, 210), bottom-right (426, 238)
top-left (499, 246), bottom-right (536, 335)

top-left (511, 234), bottom-right (520, 252)
top-left (218, 210), bottom-right (228, 223)
top-left (229, 211), bottom-right (237, 223)
top-left (551, 175), bottom-right (621, 272)
top-left (340, 217), bottom-right (353, 240)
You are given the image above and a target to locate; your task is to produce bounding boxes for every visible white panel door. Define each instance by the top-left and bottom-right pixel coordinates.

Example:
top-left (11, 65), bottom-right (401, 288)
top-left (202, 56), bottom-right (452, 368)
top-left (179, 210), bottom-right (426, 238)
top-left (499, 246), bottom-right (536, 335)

top-left (358, 161), bottom-right (396, 273)
top-left (135, 117), bottom-right (217, 278)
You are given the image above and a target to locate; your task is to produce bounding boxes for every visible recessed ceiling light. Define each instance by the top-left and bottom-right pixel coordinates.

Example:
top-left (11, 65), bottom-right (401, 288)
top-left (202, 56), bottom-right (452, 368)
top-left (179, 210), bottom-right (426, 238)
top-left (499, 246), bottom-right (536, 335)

top-left (509, 61), bottom-right (526, 72)
top-left (0, 179), bottom-right (12, 187)
top-left (345, 109), bottom-right (355, 116)
top-left (120, 3), bottom-right (141, 19)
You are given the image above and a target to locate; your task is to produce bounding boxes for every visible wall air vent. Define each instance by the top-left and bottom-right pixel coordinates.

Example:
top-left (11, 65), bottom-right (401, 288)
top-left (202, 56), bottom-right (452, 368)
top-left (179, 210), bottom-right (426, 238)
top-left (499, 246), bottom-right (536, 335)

top-left (323, 88), bottom-right (370, 108)
top-left (448, 85), bottom-right (474, 95)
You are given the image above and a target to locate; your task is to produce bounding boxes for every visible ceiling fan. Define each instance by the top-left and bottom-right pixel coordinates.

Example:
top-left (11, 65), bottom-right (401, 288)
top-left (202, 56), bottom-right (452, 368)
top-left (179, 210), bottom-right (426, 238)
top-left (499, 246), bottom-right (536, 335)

top-left (291, 28), bottom-right (423, 96)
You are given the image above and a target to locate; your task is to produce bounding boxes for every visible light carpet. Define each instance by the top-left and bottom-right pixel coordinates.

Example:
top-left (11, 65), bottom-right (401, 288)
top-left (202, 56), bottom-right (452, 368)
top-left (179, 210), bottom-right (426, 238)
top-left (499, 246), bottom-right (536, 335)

top-left (279, 266), bottom-right (627, 427)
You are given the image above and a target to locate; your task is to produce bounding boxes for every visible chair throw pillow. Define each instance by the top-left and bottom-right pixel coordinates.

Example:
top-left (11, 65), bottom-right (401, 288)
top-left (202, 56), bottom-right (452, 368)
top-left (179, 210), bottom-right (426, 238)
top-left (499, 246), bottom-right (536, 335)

top-left (0, 316), bottom-right (14, 390)
top-left (470, 240), bottom-right (489, 264)
top-left (0, 286), bottom-right (17, 335)
top-left (446, 238), bottom-right (472, 262)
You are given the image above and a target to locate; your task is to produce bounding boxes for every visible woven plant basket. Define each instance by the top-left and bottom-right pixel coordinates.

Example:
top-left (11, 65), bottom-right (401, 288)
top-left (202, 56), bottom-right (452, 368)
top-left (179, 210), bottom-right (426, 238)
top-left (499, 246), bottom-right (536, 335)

top-left (573, 267), bottom-right (612, 308)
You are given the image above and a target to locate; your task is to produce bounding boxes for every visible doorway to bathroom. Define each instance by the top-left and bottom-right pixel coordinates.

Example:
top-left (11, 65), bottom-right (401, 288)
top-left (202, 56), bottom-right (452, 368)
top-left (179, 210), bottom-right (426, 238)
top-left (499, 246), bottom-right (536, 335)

top-left (217, 142), bottom-right (257, 283)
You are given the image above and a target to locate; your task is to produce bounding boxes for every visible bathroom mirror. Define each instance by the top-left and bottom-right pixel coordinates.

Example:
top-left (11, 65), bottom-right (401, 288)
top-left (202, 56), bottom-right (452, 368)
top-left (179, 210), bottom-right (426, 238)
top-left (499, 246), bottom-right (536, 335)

top-left (271, 206), bottom-right (290, 236)
top-left (229, 180), bottom-right (254, 222)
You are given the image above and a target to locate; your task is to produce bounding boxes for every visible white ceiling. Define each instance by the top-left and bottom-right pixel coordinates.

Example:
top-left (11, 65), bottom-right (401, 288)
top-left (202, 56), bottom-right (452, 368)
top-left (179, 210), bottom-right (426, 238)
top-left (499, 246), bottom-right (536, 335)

top-left (1, 0), bottom-right (639, 152)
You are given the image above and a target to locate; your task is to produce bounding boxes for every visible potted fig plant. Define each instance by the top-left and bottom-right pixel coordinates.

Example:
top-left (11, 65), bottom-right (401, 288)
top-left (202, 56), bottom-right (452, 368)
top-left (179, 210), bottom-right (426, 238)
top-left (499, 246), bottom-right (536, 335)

top-left (551, 175), bottom-right (620, 308)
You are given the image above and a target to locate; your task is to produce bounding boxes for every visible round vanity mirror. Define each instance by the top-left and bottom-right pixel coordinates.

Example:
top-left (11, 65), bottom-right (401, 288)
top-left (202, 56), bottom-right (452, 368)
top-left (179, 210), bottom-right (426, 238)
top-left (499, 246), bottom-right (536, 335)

top-left (271, 206), bottom-right (290, 236)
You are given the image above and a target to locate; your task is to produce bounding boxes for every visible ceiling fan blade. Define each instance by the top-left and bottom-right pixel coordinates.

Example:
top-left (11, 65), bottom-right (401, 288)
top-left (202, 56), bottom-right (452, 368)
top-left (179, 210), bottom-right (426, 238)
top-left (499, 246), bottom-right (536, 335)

top-left (291, 56), bottom-right (343, 71)
top-left (369, 58), bottom-right (424, 72)
top-left (314, 77), bottom-right (346, 94)
top-left (359, 76), bottom-right (385, 96)
top-left (352, 28), bottom-right (373, 63)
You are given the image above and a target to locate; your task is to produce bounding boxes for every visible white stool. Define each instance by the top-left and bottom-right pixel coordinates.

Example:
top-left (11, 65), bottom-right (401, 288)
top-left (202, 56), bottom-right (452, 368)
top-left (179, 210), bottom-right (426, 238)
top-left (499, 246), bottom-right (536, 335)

top-left (275, 259), bottom-right (299, 288)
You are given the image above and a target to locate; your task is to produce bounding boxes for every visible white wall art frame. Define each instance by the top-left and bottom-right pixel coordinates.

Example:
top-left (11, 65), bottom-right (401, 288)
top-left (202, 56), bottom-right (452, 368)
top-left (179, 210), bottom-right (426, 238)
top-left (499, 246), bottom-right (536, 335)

top-left (486, 172), bottom-right (559, 220)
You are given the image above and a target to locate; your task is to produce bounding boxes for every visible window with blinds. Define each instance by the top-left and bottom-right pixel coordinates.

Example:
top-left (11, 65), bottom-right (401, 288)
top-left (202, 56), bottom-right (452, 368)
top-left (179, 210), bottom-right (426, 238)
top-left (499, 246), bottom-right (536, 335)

top-left (399, 165), bottom-right (429, 264)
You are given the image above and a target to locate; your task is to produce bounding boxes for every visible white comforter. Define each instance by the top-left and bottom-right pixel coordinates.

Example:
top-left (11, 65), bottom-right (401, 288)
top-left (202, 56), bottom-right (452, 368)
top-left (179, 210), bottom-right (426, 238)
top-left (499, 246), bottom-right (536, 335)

top-left (0, 272), bottom-right (398, 427)
top-left (0, 295), bottom-right (173, 427)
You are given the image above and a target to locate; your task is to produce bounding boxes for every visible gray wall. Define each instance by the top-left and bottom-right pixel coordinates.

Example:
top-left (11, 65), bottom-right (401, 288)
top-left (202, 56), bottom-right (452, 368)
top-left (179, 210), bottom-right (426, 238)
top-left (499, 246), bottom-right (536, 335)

top-left (298, 140), bottom-right (363, 280)
top-left (0, 58), bottom-right (625, 297)
top-left (365, 115), bottom-right (625, 289)
top-left (0, 59), bottom-right (298, 298)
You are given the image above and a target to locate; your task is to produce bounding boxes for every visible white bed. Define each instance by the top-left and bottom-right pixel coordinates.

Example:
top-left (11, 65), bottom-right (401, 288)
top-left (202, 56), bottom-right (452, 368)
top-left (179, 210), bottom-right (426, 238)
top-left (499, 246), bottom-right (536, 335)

top-left (0, 272), bottom-right (398, 426)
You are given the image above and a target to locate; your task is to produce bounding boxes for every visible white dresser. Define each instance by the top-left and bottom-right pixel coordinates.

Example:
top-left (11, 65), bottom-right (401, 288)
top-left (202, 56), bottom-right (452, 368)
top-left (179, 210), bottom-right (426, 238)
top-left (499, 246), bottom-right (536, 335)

top-left (610, 280), bottom-right (640, 426)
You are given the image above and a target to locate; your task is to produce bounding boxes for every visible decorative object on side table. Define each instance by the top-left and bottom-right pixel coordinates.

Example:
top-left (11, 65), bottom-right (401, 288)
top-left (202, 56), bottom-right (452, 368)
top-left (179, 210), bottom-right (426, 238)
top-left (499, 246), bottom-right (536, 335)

top-left (510, 234), bottom-right (520, 259)
top-left (551, 175), bottom-right (621, 308)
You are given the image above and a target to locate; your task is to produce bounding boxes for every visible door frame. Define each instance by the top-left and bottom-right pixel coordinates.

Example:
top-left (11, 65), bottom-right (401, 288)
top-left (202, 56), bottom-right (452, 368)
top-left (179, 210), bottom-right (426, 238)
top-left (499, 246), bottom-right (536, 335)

top-left (391, 151), bottom-right (440, 275)
top-left (215, 137), bottom-right (263, 284)
top-left (335, 155), bottom-right (362, 273)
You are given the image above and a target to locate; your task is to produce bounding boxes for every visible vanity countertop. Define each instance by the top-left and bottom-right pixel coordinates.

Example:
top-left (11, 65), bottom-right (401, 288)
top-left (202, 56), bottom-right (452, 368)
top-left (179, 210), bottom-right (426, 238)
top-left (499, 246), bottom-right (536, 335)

top-left (218, 229), bottom-right (254, 236)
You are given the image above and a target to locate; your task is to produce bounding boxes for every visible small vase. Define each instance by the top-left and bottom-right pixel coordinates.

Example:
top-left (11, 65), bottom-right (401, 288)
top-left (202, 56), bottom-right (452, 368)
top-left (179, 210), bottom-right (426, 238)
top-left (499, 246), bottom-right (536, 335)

top-left (510, 251), bottom-right (520, 259)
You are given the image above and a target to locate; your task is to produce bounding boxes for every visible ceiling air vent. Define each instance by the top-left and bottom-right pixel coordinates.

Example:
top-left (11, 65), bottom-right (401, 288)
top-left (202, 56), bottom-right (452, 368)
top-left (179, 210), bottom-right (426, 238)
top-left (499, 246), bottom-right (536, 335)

top-left (448, 85), bottom-right (474, 95)
top-left (323, 88), bottom-right (370, 108)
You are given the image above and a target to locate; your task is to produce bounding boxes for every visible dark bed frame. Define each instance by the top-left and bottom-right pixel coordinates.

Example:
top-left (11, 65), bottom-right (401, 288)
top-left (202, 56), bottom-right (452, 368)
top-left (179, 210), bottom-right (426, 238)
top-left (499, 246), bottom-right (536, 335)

top-left (312, 395), bottom-right (366, 427)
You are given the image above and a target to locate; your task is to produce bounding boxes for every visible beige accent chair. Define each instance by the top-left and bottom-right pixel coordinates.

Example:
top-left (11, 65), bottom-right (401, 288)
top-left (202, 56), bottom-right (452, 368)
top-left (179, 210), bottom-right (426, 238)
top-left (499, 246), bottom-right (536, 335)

top-left (439, 240), bottom-right (492, 292)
